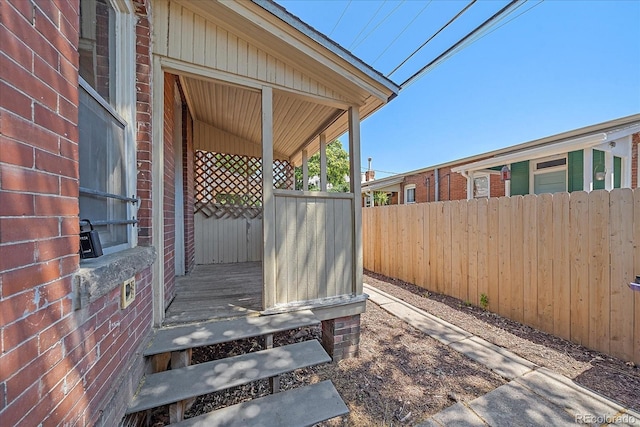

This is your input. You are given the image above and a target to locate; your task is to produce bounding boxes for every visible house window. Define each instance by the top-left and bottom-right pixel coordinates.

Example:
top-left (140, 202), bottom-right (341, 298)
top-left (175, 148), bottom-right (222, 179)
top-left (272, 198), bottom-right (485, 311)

top-left (531, 154), bottom-right (567, 195)
top-left (404, 184), bottom-right (416, 204)
top-left (78, 0), bottom-right (136, 252)
top-left (473, 174), bottom-right (490, 198)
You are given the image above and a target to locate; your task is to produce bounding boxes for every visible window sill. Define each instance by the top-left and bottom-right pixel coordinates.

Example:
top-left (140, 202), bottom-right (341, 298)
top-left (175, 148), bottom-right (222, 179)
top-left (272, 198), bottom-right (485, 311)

top-left (74, 246), bottom-right (156, 309)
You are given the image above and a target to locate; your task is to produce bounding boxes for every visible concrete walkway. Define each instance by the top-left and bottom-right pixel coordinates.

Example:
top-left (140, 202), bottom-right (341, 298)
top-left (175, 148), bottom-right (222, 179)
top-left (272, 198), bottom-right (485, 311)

top-left (364, 284), bottom-right (640, 427)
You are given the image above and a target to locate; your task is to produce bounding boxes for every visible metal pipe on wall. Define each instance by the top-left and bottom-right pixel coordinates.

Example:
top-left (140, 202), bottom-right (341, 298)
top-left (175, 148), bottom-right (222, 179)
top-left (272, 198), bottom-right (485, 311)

top-left (434, 168), bottom-right (439, 201)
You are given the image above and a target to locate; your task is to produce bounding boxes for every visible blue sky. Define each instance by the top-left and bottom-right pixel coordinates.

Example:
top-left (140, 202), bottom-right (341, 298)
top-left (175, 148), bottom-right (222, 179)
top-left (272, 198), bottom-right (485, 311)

top-left (276, 0), bottom-right (640, 178)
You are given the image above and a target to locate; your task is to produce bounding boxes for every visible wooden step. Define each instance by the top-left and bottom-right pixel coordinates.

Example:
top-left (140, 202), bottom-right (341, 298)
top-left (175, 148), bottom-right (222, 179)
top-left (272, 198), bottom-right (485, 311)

top-left (144, 310), bottom-right (319, 356)
top-left (127, 340), bottom-right (330, 414)
top-left (172, 380), bottom-right (348, 427)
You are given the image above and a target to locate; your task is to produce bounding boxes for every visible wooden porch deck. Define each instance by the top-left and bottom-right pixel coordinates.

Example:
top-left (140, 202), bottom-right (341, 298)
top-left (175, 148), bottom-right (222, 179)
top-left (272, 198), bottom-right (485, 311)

top-left (164, 262), bottom-right (263, 325)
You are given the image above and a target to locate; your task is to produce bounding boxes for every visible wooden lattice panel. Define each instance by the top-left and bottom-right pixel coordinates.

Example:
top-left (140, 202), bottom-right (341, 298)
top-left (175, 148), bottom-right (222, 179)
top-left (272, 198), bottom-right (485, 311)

top-left (195, 150), bottom-right (292, 219)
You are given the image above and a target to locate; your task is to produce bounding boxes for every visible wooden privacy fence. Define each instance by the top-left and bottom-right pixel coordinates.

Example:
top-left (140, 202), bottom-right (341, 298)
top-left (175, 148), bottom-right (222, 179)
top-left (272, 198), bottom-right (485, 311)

top-left (362, 189), bottom-right (640, 364)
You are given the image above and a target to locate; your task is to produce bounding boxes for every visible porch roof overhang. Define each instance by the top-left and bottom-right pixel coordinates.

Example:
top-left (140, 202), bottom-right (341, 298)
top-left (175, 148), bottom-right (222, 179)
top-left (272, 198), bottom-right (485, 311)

top-left (169, 0), bottom-right (400, 166)
top-left (361, 176), bottom-right (404, 194)
top-left (452, 122), bottom-right (640, 175)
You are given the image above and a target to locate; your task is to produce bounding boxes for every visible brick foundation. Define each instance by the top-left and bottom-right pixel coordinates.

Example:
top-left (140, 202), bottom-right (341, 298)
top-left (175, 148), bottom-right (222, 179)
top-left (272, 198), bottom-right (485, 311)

top-left (321, 315), bottom-right (361, 362)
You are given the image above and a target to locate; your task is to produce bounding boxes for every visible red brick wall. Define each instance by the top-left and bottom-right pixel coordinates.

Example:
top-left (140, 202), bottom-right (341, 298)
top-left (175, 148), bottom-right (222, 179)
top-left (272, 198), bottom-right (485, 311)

top-left (0, 1), bottom-right (154, 425)
top-left (321, 315), bottom-right (361, 361)
top-left (183, 106), bottom-right (195, 272)
top-left (136, 8), bottom-right (153, 246)
top-left (163, 75), bottom-right (176, 306)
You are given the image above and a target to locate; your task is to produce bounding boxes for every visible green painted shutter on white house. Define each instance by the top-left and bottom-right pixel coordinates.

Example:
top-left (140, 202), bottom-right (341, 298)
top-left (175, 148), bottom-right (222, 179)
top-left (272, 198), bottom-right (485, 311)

top-left (567, 150), bottom-right (583, 192)
top-left (614, 156), bottom-right (621, 188)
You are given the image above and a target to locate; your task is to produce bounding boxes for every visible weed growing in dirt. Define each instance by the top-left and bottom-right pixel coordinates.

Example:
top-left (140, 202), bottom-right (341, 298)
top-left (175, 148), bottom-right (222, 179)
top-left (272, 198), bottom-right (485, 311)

top-left (480, 293), bottom-right (489, 310)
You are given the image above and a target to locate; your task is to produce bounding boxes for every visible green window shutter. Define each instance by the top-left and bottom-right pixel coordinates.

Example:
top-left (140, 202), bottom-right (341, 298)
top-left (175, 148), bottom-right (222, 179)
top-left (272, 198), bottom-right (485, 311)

top-left (510, 160), bottom-right (529, 195)
top-left (613, 156), bottom-right (622, 188)
top-left (593, 150), bottom-right (605, 190)
top-left (567, 150), bottom-right (583, 192)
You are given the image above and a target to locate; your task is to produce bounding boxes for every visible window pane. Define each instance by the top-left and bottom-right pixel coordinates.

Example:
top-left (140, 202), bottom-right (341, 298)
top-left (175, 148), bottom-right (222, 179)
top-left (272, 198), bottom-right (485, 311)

top-left (79, 0), bottom-right (115, 105)
top-left (79, 87), bottom-right (127, 248)
top-left (405, 187), bottom-right (415, 203)
top-left (534, 170), bottom-right (566, 194)
top-left (474, 176), bottom-right (489, 198)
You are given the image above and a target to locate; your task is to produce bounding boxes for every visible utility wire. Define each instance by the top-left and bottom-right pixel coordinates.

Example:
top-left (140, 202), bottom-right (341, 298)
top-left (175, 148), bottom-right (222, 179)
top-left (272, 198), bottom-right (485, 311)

top-left (329, 0), bottom-right (352, 37)
top-left (387, 0), bottom-right (477, 77)
top-left (348, 1), bottom-right (387, 50)
top-left (462, 0), bottom-right (543, 51)
top-left (372, 0), bottom-right (433, 65)
top-left (400, 0), bottom-right (521, 89)
top-left (351, 1), bottom-right (406, 51)
top-left (402, 0), bottom-right (540, 87)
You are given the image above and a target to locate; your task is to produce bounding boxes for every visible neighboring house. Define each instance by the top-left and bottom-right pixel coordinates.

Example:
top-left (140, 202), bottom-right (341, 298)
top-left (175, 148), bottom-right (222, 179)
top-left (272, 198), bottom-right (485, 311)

top-left (0, 0), bottom-right (399, 425)
top-left (362, 114), bottom-right (639, 205)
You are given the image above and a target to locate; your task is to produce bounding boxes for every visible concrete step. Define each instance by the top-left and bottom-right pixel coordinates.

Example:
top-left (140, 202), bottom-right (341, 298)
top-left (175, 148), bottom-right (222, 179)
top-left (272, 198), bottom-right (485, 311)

top-left (172, 381), bottom-right (349, 427)
top-left (144, 310), bottom-right (319, 356)
top-left (127, 340), bottom-right (330, 414)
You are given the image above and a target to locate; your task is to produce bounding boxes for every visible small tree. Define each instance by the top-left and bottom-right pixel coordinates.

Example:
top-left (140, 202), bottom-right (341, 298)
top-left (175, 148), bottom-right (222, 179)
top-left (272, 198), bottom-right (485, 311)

top-left (295, 140), bottom-right (350, 192)
top-left (373, 191), bottom-right (389, 206)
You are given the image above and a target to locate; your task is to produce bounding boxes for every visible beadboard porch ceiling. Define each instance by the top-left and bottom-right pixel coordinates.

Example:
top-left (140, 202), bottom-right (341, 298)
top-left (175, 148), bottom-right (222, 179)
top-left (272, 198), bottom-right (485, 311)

top-left (181, 76), bottom-right (340, 164)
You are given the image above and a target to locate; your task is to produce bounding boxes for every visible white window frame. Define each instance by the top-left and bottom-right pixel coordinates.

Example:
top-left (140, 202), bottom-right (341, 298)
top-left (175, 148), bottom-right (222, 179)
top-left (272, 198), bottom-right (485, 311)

top-left (78, 0), bottom-right (137, 254)
top-left (529, 153), bottom-right (568, 195)
top-left (404, 184), bottom-right (416, 204)
top-left (472, 173), bottom-right (490, 198)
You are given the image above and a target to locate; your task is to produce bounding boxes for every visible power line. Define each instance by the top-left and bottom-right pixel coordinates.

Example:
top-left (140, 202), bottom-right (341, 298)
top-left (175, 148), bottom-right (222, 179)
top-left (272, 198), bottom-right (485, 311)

top-left (329, 0), bottom-right (352, 37)
top-left (348, 1), bottom-right (387, 50)
top-left (387, 0), bottom-right (478, 77)
top-left (351, 1), bottom-right (406, 51)
top-left (402, 0), bottom-right (541, 88)
top-left (361, 168), bottom-right (401, 176)
top-left (372, 0), bottom-right (433, 66)
top-left (400, 0), bottom-right (521, 89)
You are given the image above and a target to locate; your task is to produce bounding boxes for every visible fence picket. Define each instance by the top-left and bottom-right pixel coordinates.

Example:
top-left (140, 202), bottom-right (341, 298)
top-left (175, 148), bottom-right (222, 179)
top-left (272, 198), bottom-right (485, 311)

top-left (467, 199), bottom-right (479, 306)
top-left (522, 194), bottom-right (538, 328)
top-left (476, 198), bottom-right (489, 308)
top-left (553, 192), bottom-right (570, 340)
top-left (569, 191), bottom-right (590, 347)
top-left (510, 196), bottom-right (524, 323)
top-left (634, 190), bottom-right (640, 365)
top-left (487, 198), bottom-right (500, 313)
top-left (589, 190), bottom-right (610, 354)
top-left (609, 189), bottom-right (634, 360)
top-left (499, 197), bottom-right (512, 318)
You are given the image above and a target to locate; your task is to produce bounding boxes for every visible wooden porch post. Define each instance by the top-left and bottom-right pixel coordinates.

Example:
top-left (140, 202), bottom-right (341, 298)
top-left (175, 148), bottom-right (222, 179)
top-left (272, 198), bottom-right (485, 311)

top-left (348, 107), bottom-right (363, 296)
top-left (262, 86), bottom-right (276, 309)
top-left (302, 149), bottom-right (309, 191)
top-left (320, 133), bottom-right (328, 192)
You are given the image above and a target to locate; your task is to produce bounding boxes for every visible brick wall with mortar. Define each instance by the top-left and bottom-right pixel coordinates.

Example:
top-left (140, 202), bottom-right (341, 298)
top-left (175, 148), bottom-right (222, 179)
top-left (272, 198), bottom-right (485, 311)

top-left (321, 315), bottom-right (361, 361)
top-left (183, 102), bottom-right (195, 272)
top-left (398, 165), bottom-right (506, 204)
top-left (163, 74), bottom-right (176, 307)
top-left (0, 1), bottom-right (155, 424)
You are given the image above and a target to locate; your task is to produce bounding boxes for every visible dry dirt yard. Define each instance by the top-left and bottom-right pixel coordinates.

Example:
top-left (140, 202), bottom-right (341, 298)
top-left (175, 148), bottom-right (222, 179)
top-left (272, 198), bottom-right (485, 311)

top-left (152, 272), bottom-right (640, 425)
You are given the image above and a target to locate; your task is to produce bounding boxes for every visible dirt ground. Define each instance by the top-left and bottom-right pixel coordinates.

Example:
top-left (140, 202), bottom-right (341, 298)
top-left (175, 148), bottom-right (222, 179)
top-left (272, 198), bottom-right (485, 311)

top-left (151, 272), bottom-right (640, 425)
top-left (364, 271), bottom-right (640, 413)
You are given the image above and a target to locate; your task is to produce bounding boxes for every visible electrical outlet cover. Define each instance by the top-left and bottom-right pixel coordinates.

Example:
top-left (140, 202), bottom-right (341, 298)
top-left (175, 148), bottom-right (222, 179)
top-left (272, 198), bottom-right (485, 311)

top-left (121, 277), bottom-right (136, 309)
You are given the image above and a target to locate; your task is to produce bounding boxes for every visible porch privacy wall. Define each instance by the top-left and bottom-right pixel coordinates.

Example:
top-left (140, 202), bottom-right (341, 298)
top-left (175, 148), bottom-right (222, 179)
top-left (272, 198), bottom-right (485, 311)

top-left (363, 189), bottom-right (640, 365)
top-left (194, 150), bottom-right (293, 264)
